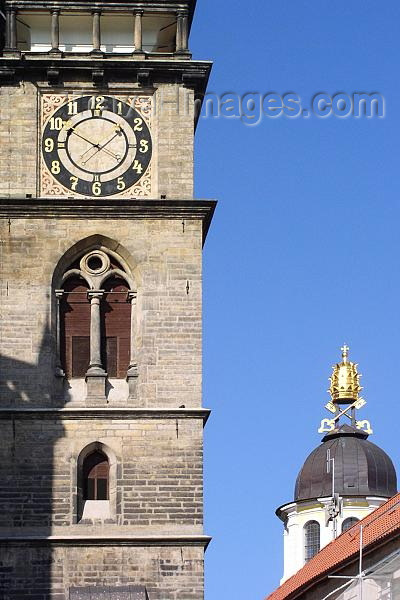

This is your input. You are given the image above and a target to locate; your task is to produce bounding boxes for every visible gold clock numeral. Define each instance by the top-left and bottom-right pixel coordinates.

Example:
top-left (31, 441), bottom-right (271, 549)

top-left (133, 118), bottom-right (143, 132)
top-left (68, 101), bottom-right (78, 116)
top-left (70, 176), bottom-right (79, 191)
top-left (44, 138), bottom-right (54, 153)
top-left (92, 181), bottom-right (102, 196)
top-left (89, 96), bottom-right (105, 111)
top-left (50, 117), bottom-right (64, 131)
top-left (51, 160), bottom-right (61, 175)
top-left (132, 160), bottom-right (143, 174)
top-left (139, 140), bottom-right (149, 153)
top-left (117, 101), bottom-right (123, 115)
top-left (117, 177), bottom-right (126, 191)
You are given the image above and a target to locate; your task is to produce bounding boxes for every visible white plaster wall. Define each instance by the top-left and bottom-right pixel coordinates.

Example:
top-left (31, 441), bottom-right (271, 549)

top-left (17, 12), bottom-right (176, 53)
top-left (59, 15), bottom-right (93, 53)
top-left (279, 496), bottom-right (389, 583)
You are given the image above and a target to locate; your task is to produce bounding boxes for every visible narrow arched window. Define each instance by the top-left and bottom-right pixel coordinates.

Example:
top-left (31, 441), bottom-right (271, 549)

top-left (101, 277), bottom-right (130, 378)
top-left (60, 277), bottom-right (90, 378)
top-left (304, 521), bottom-right (320, 562)
top-left (342, 517), bottom-right (359, 533)
top-left (83, 451), bottom-right (109, 501)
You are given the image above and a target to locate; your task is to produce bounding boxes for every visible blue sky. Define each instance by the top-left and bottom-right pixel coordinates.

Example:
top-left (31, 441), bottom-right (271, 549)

top-left (190, 1), bottom-right (400, 598)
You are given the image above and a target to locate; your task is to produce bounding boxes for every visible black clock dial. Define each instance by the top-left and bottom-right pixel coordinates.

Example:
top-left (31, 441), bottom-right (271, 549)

top-left (42, 95), bottom-right (152, 197)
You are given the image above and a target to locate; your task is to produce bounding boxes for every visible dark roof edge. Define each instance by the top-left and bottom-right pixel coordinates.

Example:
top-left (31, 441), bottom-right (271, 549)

top-left (276, 494), bottom-right (392, 517)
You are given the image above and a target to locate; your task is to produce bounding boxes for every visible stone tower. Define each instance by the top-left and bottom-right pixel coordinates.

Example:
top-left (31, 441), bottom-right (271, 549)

top-left (276, 347), bottom-right (397, 583)
top-left (0, 1), bottom-right (215, 598)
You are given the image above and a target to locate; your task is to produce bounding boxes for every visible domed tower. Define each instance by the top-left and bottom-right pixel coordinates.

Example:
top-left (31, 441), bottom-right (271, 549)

top-left (276, 346), bottom-right (397, 583)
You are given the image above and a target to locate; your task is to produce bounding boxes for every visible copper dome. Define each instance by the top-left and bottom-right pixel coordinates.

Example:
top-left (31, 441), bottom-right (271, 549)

top-left (295, 424), bottom-right (397, 501)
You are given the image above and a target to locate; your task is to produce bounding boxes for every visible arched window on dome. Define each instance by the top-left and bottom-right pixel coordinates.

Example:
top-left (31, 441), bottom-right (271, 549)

top-left (342, 517), bottom-right (359, 533)
top-left (304, 521), bottom-right (320, 562)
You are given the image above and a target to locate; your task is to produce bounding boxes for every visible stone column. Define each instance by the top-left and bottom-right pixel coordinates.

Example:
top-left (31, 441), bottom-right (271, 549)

top-left (176, 10), bottom-right (189, 53)
top-left (50, 9), bottom-right (60, 54)
top-left (91, 10), bottom-right (102, 55)
top-left (87, 291), bottom-right (104, 372)
top-left (4, 8), bottom-right (18, 53)
top-left (175, 11), bottom-right (183, 53)
top-left (181, 10), bottom-right (189, 52)
top-left (86, 290), bottom-right (106, 402)
top-left (127, 291), bottom-right (139, 400)
top-left (10, 9), bottom-right (17, 50)
top-left (133, 10), bottom-right (143, 54)
top-left (54, 290), bottom-right (65, 378)
top-left (4, 9), bottom-right (11, 50)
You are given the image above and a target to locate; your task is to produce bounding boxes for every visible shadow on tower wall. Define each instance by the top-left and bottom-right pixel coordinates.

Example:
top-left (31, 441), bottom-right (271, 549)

top-left (0, 319), bottom-right (150, 599)
top-left (0, 316), bottom-right (67, 598)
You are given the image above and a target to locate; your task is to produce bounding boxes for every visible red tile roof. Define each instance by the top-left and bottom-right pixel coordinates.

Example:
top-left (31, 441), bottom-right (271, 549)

top-left (266, 493), bottom-right (400, 600)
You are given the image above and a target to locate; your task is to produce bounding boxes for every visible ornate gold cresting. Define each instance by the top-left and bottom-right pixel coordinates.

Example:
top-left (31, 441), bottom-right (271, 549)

top-left (318, 345), bottom-right (373, 435)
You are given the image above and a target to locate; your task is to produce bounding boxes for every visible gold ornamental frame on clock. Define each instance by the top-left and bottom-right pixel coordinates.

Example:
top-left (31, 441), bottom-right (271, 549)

top-left (39, 92), bottom-right (154, 199)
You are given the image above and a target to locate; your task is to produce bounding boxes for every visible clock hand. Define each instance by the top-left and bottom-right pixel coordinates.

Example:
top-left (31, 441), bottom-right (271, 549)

top-left (81, 139), bottom-right (121, 166)
top-left (81, 130), bottom-right (123, 166)
top-left (66, 124), bottom-right (100, 149)
top-left (67, 124), bottom-right (120, 162)
top-left (97, 130), bottom-right (122, 154)
top-left (81, 144), bottom-right (120, 166)
top-left (80, 125), bottom-right (121, 160)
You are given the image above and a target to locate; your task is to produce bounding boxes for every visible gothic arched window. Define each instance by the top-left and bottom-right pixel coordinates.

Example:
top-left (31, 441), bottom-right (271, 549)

top-left (76, 442), bottom-right (118, 523)
top-left (83, 451), bottom-right (109, 501)
top-left (60, 277), bottom-right (90, 378)
top-left (304, 521), bottom-right (320, 562)
top-left (55, 248), bottom-right (136, 390)
top-left (342, 517), bottom-right (359, 533)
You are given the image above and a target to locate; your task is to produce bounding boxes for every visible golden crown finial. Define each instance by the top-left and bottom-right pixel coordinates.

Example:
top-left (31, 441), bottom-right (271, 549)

top-left (328, 345), bottom-right (362, 404)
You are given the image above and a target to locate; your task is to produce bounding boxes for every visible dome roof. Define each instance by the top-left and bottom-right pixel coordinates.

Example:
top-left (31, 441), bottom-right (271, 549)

top-left (295, 424), bottom-right (397, 501)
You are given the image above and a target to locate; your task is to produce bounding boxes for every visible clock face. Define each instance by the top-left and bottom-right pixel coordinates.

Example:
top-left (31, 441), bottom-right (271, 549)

top-left (41, 95), bottom-right (152, 197)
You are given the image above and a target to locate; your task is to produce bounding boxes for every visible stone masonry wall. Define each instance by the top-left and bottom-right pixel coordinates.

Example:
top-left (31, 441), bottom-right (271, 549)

top-left (0, 417), bottom-right (203, 532)
top-left (0, 82), bottom-right (194, 199)
top-left (0, 82), bottom-right (37, 198)
top-left (0, 72), bottom-right (205, 600)
top-left (0, 545), bottom-right (205, 600)
top-left (0, 217), bottom-right (202, 408)
top-left (156, 85), bottom-right (194, 200)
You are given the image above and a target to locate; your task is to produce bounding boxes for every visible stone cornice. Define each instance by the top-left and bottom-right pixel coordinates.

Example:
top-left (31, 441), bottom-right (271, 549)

top-left (5, 0), bottom-right (197, 24)
top-left (0, 407), bottom-right (211, 424)
top-left (6, 1), bottom-right (193, 9)
top-left (0, 57), bottom-right (212, 103)
top-left (0, 534), bottom-right (212, 549)
top-left (0, 198), bottom-right (216, 244)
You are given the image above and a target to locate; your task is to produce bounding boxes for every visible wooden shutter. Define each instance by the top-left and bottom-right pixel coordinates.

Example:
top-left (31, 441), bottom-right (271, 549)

top-left (105, 337), bottom-right (117, 378)
top-left (119, 337), bottom-right (130, 376)
top-left (61, 278), bottom-right (90, 378)
top-left (72, 336), bottom-right (90, 377)
top-left (101, 278), bottom-right (130, 378)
